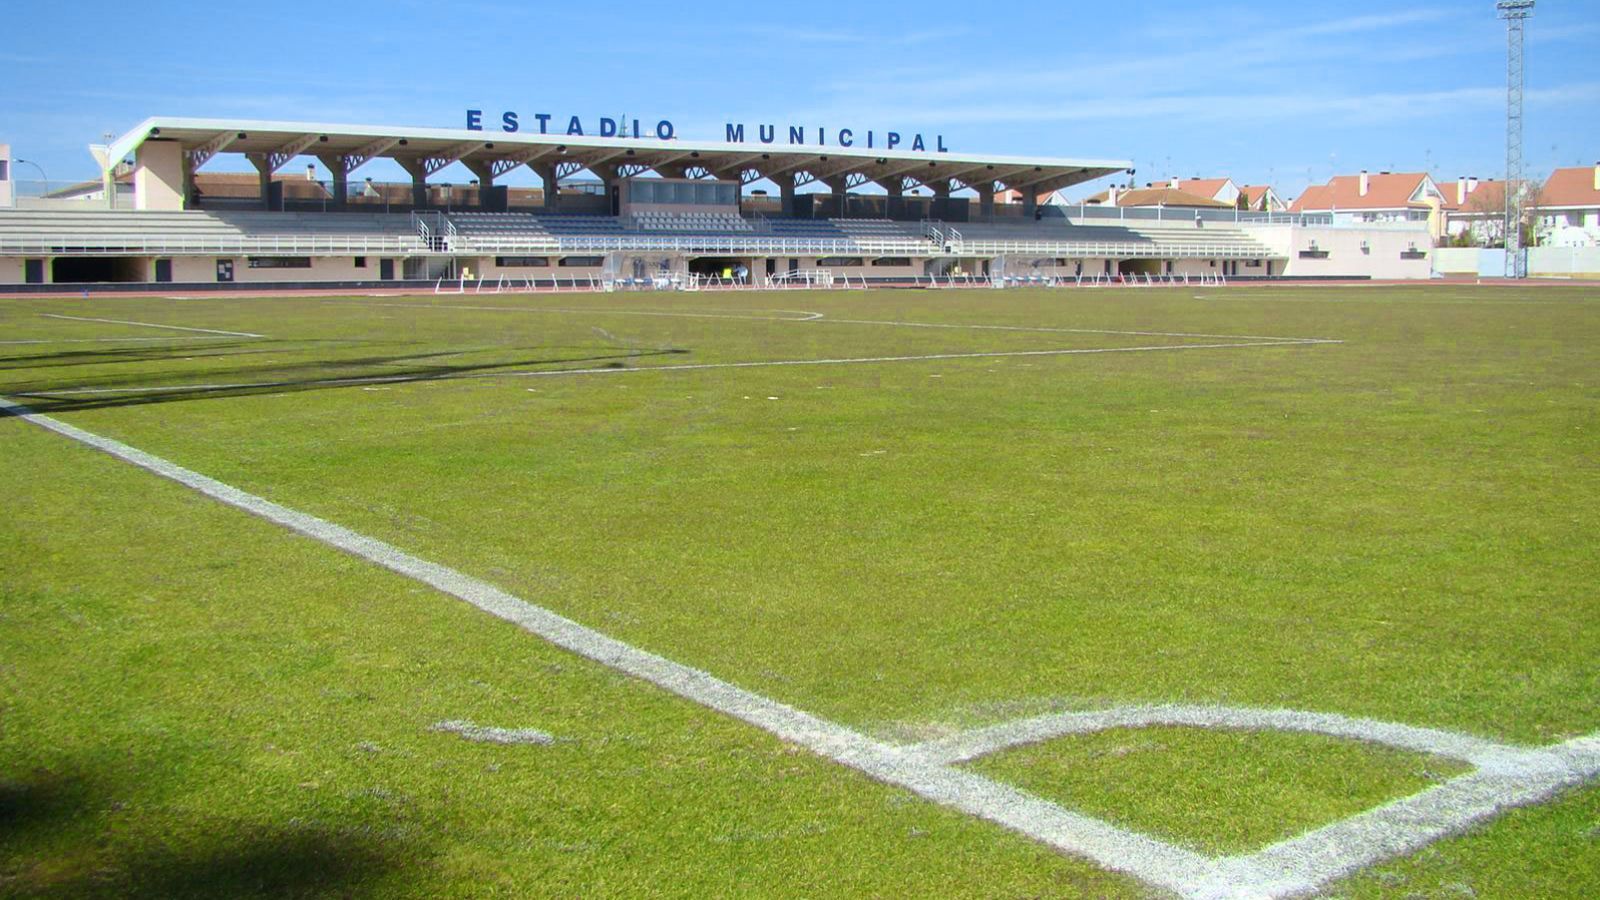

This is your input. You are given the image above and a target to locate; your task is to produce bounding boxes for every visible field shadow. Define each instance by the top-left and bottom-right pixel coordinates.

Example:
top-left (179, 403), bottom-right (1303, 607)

top-left (1, 767), bottom-right (409, 899)
top-left (3, 343), bottom-right (690, 414)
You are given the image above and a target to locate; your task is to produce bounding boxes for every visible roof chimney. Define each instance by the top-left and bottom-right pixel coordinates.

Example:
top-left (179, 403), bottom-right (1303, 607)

top-left (1457, 177), bottom-right (1467, 205)
top-left (1594, 162), bottom-right (1599, 191)
top-left (1109, 185), bottom-right (1120, 206)
top-left (1359, 170), bottom-right (1370, 197)
top-left (1468, 175), bottom-right (1479, 192)
top-left (1170, 176), bottom-right (1179, 190)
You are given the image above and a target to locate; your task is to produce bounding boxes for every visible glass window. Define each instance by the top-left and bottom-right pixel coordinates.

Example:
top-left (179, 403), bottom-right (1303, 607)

top-left (718, 183), bottom-right (737, 205)
top-left (695, 182), bottom-right (715, 205)
top-left (0, 160), bottom-right (8, 181)
top-left (671, 182), bottom-right (693, 204)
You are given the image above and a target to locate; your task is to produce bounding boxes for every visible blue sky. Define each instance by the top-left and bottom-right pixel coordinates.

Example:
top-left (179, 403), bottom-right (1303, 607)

top-left (4, 0), bottom-right (1597, 200)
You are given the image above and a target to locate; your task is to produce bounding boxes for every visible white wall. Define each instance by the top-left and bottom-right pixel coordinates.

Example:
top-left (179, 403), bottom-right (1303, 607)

top-left (0, 144), bottom-right (13, 209)
top-left (134, 141), bottom-right (185, 211)
top-left (1244, 224), bottom-right (1433, 279)
top-left (0, 257), bottom-right (26, 284)
top-left (1528, 246), bottom-right (1600, 278)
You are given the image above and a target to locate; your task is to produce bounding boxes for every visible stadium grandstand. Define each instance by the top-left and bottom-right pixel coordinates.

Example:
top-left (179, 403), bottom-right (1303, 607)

top-left (0, 117), bottom-right (1438, 291)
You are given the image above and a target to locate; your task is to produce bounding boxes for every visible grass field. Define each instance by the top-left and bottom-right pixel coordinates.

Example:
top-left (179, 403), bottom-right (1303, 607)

top-left (1, 284), bottom-right (1597, 897)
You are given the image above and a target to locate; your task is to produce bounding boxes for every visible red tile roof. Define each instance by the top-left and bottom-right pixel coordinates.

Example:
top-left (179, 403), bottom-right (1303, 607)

top-left (1540, 166), bottom-right (1600, 208)
top-left (1172, 178), bottom-right (1231, 200)
top-left (1082, 187), bottom-right (1231, 208)
top-left (1289, 172), bottom-right (1438, 213)
top-left (1436, 179), bottom-right (1506, 213)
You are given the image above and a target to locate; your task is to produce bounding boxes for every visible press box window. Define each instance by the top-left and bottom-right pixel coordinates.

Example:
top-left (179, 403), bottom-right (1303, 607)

top-left (558, 256), bottom-right (603, 267)
top-left (496, 256), bottom-right (550, 267)
top-left (871, 258), bottom-right (912, 267)
top-left (817, 257), bottom-right (864, 267)
top-left (247, 256), bottom-right (313, 268)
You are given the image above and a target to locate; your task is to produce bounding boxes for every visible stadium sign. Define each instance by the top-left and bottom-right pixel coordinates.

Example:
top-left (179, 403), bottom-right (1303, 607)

top-left (724, 123), bottom-right (948, 153)
top-left (467, 110), bottom-right (678, 140)
top-left (465, 110), bottom-right (948, 153)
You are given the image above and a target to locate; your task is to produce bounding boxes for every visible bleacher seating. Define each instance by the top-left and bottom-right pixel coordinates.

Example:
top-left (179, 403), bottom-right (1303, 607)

top-left (0, 209), bottom-right (424, 254)
top-left (954, 218), bottom-right (1271, 258)
top-left (0, 206), bottom-right (1272, 263)
top-left (631, 211), bottom-right (753, 234)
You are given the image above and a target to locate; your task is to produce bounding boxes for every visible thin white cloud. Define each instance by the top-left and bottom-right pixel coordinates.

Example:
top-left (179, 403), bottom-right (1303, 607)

top-left (785, 82), bottom-right (1600, 130)
top-left (1278, 8), bottom-right (1452, 38)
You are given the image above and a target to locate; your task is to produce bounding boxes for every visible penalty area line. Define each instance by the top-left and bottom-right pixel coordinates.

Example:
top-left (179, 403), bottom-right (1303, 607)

top-left (39, 313), bottom-right (265, 338)
top-left (18, 339), bottom-right (1340, 398)
top-left (3, 393), bottom-right (1591, 900)
top-left (0, 336), bottom-right (243, 345)
top-left (0, 394), bottom-right (1216, 896)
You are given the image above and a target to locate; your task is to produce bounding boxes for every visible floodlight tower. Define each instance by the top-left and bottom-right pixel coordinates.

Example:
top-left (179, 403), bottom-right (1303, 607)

top-left (1498, 0), bottom-right (1534, 278)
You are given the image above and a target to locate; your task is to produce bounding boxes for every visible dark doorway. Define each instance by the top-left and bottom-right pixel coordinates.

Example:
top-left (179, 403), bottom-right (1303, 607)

top-left (154, 259), bottom-right (173, 283)
top-left (688, 257), bottom-right (746, 278)
top-left (24, 259), bottom-right (45, 284)
top-left (51, 257), bottom-right (146, 284)
top-left (379, 259), bottom-right (395, 280)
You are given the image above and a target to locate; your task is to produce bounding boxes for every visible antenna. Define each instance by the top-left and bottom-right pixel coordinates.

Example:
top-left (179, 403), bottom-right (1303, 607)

top-left (1498, 0), bottom-right (1534, 278)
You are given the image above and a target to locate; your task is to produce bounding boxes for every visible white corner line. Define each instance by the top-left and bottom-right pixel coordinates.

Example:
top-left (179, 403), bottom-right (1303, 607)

top-left (0, 395), bottom-right (1211, 896)
top-left (39, 313), bottom-right (265, 338)
top-left (4, 395), bottom-right (1592, 900)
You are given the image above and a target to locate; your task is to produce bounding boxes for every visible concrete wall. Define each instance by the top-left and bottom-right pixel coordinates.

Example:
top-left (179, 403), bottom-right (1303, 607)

top-left (170, 255), bottom-right (373, 283)
top-left (0, 256), bottom-right (26, 284)
top-left (1528, 246), bottom-right (1600, 278)
top-left (0, 144), bottom-right (12, 209)
top-left (1432, 247), bottom-right (1600, 279)
top-left (1245, 224), bottom-right (1433, 279)
top-left (135, 141), bottom-right (185, 211)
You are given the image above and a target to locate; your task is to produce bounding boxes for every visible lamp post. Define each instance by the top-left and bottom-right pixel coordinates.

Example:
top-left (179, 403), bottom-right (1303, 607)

top-left (15, 158), bottom-right (49, 197)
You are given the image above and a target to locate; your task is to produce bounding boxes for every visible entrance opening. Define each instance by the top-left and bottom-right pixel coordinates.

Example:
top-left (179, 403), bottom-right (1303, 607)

top-left (688, 257), bottom-right (748, 280)
top-left (51, 257), bottom-right (147, 283)
top-left (1117, 259), bottom-right (1162, 276)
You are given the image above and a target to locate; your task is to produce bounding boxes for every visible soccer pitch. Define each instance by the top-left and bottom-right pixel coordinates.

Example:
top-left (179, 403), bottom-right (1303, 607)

top-left (2, 285), bottom-right (1596, 898)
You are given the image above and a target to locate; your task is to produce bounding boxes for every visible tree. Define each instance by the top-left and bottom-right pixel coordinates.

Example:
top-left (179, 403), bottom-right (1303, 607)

top-left (1461, 177), bottom-right (1549, 248)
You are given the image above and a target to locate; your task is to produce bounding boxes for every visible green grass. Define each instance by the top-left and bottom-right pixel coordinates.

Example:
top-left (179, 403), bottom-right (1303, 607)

top-left (2, 284), bottom-right (1597, 895)
top-left (967, 726), bottom-right (1470, 855)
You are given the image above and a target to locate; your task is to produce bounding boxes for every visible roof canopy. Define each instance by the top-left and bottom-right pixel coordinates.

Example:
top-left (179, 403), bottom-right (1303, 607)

top-left (105, 117), bottom-right (1131, 197)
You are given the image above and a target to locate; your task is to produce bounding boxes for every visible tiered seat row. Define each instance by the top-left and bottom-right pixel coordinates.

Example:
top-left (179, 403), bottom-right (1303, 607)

top-left (448, 212), bottom-right (552, 237)
top-left (0, 210), bottom-right (424, 254)
top-left (632, 211), bottom-right (753, 233)
top-left (954, 219), bottom-right (1272, 258)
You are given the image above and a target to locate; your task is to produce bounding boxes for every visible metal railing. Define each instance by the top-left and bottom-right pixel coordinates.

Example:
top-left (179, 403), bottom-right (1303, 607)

top-left (0, 234), bottom-right (427, 256)
top-left (1061, 204), bottom-right (1334, 226)
top-left (955, 239), bottom-right (1271, 258)
top-left (447, 234), bottom-right (932, 256)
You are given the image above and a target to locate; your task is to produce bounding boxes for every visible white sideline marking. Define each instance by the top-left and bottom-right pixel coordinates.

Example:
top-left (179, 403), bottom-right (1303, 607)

top-left (0, 337), bottom-right (237, 346)
top-left (431, 720), bottom-right (555, 746)
top-left (39, 313), bottom-right (264, 338)
top-left (330, 300), bottom-right (1330, 343)
top-left (0, 394), bottom-right (1209, 893)
top-left (2, 395), bottom-right (1594, 899)
top-left (18, 340), bottom-right (1336, 398)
